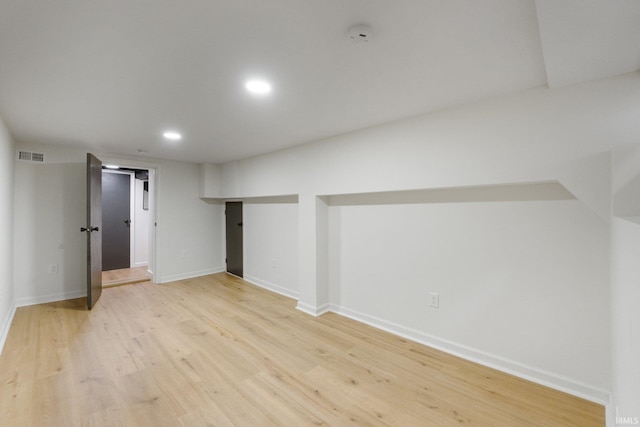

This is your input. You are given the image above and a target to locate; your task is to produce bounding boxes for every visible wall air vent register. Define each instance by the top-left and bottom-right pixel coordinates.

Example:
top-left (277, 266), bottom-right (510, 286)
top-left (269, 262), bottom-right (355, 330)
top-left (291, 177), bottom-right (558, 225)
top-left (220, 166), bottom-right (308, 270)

top-left (18, 151), bottom-right (45, 162)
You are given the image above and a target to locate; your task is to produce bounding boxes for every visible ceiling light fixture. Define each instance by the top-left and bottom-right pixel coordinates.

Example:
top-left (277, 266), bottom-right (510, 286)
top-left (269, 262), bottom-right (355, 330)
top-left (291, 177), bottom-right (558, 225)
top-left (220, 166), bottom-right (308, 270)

top-left (163, 131), bottom-right (182, 141)
top-left (105, 164), bottom-right (120, 169)
top-left (245, 79), bottom-right (272, 95)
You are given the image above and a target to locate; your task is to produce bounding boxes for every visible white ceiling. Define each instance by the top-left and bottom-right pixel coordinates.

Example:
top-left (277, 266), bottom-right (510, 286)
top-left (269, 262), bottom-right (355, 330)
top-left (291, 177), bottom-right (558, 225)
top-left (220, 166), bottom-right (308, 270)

top-left (0, 0), bottom-right (638, 163)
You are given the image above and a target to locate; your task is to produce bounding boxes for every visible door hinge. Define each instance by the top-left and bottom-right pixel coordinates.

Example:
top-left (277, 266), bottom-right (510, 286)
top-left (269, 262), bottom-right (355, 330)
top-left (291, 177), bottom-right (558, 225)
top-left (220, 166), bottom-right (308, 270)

top-left (225, 258), bottom-right (227, 264)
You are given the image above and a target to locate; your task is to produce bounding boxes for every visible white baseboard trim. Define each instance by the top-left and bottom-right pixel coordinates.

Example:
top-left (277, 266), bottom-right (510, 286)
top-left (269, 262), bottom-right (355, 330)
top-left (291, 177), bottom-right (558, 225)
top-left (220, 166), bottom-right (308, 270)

top-left (0, 300), bottom-right (17, 355)
top-left (331, 304), bottom-right (611, 406)
top-left (134, 261), bottom-right (148, 268)
top-left (16, 289), bottom-right (87, 308)
top-left (159, 267), bottom-right (225, 284)
top-left (244, 275), bottom-right (299, 300)
top-left (296, 301), bottom-right (331, 317)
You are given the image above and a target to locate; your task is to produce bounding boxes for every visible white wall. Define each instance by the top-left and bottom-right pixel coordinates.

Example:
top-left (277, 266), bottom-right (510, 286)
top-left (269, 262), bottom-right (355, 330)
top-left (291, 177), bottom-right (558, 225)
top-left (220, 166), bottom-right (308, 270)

top-left (13, 153), bottom-right (86, 305)
top-left (210, 75), bottom-right (636, 404)
top-left (610, 146), bottom-right (640, 424)
top-left (329, 199), bottom-right (610, 393)
top-left (12, 142), bottom-right (225, 305)
top-left (155, 159), bottom-right (224, 282)
top-left (134, 178), bottom-right (149, 267)
top-left (0, 116), bottom-right (15, 353)
top-left (243, 198), bottom-right (299, 298)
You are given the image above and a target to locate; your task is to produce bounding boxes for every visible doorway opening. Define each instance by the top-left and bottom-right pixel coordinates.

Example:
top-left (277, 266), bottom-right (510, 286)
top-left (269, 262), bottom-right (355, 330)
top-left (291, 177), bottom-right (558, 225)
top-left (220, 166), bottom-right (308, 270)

top-left (100, 162), bottom-right (157, 287)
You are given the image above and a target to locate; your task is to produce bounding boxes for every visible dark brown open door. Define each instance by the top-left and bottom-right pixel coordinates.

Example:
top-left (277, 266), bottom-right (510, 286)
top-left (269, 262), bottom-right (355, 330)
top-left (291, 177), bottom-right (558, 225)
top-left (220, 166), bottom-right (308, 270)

top-left (83, 153), bottom-right (102, 309)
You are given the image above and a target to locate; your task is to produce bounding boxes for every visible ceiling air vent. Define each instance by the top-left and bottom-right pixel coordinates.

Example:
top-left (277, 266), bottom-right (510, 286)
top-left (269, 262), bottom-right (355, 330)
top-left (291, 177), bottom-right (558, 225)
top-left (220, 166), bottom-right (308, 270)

top-left (18, 151), bottom-right (45, 162)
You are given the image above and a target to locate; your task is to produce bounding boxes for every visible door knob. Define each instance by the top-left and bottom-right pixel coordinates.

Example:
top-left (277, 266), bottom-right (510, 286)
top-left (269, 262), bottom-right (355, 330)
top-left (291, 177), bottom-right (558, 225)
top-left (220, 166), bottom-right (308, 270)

top-left (80, 226), bottom-right (99, 233)
top-left (124, 219), bottom-right (131, 226)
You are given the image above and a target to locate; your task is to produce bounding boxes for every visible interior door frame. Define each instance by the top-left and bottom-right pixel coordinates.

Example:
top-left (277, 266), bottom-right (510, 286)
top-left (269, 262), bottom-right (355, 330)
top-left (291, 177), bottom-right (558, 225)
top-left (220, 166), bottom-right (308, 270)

top-left (100, 156), bottom-right (160, 283)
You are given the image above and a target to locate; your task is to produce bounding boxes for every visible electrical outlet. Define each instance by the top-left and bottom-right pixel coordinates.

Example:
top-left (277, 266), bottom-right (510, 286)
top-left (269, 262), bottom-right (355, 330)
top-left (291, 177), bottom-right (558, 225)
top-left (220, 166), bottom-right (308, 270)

top-left (48, 264), bottom-right (58, 274)
top-left (430, 292), bottom-right (439, 308)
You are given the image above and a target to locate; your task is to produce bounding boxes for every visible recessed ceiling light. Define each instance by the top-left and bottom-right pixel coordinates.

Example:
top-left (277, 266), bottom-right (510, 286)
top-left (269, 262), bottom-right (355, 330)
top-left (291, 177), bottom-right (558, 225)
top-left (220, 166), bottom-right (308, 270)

top-left (245, 80), bottom-right (272, 95)
top-left (163, 131), bottom-right (182, 141)
top-left (105, 164), bottom-right (120, 169)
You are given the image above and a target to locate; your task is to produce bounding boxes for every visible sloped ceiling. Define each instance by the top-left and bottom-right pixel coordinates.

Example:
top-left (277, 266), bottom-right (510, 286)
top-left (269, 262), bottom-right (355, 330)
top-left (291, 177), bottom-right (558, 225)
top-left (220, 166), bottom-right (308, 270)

top-left (0, 0), bottom-right (638, 163)
top-left (535, 0), bottom-right (640, 88)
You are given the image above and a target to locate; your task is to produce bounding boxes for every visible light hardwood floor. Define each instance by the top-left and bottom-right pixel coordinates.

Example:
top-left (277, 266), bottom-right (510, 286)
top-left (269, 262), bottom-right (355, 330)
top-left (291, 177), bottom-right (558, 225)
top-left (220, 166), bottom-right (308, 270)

top-left (102, 266), bottom-right (151, 288)
top-left (0, 273), bottom-right (604, 426)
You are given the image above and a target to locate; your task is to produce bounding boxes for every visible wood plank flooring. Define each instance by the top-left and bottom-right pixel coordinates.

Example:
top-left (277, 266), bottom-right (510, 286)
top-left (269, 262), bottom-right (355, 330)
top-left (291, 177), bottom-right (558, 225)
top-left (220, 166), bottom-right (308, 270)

top-left (0, 273), bottom-right (604, 426)
top-left (102, 266), bottom-right (151, 288)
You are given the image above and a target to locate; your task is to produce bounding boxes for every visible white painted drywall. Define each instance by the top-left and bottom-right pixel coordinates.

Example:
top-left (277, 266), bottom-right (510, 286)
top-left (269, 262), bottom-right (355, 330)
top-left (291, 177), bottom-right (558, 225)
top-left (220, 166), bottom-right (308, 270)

top-left (134, 178), bottom-right (149, 267)
top-left (296, 194), bottom-right (330, 315)
top-left (330, 199), bottom-right (610, 392)
top-left (243, 200), bottom-right (299, 298)
top-left (13, 149), bottom-right (87, 305)
top-left (155, 159), bottom-right (225, 282)
top-left (0, 116), bottom-right (16, 353)
top-left (610, 146), bottom-right (640, 423)
top-left (610, 217), bottom-right (640, 424)
top-left (199, 163), bottom-right (222, 198)
top-left (12, 142), bottom-right (225, 305)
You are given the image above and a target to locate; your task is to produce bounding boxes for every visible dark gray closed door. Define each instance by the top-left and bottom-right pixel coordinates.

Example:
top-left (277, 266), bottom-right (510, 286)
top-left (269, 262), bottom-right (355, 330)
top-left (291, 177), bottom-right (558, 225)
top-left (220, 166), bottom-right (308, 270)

top-left (225, 202), bottom-right (243, 277)
top-left (102, 172), bottom-right (131, 271)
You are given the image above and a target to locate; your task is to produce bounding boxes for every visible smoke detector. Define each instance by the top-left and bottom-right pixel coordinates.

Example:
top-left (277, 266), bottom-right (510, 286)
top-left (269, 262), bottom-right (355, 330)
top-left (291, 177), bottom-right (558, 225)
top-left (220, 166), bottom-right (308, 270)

top-left (347, 24), bottom-right (373, 44)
